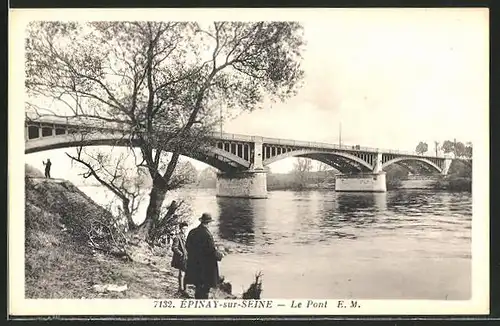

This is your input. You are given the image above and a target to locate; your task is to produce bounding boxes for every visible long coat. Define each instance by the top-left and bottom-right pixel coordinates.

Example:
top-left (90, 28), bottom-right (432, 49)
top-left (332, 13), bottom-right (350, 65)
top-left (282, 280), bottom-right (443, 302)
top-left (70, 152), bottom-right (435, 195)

top-left (184, 224), bottom-right (220, 288)
top-left (171, 234), bottom-right (187, 271)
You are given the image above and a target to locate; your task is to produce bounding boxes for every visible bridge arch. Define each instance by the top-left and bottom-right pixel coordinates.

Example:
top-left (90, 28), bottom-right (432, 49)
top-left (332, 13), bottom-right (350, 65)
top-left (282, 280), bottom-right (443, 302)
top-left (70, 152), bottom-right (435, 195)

top-left (25, 133), bottom-right (251, 172)
top-left (299, 154), bottom-right (366, 174)
top-left (382, 157), bottom-right (442, 174)
top-left (263, 149), bottom-right (373, 172)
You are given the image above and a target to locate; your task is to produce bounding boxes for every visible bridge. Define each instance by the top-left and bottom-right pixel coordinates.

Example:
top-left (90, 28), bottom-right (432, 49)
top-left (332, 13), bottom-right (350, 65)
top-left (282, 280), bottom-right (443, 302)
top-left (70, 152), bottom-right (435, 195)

top-left (25, 116), bottom-right (472, 198)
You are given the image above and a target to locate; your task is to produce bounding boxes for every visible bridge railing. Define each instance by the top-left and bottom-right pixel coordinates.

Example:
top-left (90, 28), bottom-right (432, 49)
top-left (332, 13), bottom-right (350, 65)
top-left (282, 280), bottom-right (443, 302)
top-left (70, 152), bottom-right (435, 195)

top-left (208, 132), bottom-right (255, 142)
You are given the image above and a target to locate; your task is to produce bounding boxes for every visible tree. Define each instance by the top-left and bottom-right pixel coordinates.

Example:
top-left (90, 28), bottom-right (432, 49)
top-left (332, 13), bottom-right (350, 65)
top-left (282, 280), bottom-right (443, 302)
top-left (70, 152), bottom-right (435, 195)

top-left (317, 162), bottom-right (330, 173)
top-left (454, 141), bottom-right (466, 158)
top-left (385, 164), bottom-right (409, 190)
top-left (66, 146), bottom-right (148, 231)
top-left (441, 140), bottom-right (455, 154)
top-left (293, 157), bottom-right (313, 189)
top-left (415, 141), bottom-right (428, 155)
top-left (26, 21), bottom-right (305, 241)
top-left (441, 140), bottom-right (467, 158)
top-left (434, 141), bottom-right (440, 157)
top-left (197, 167), bottom-right (217, 188)
top-left (465, 142), bottom-right (473, 159)
top-left (316, 162), bottom-right (333, 186)
top-left (173, 160), bottom-right (198, 186)
top-left (66, 147), bottom-right (199, 233)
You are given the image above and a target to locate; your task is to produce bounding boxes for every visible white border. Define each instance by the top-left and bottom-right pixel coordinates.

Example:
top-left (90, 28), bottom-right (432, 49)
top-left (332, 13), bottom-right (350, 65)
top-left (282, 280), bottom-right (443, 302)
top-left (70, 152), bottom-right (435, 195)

top-left (9, 8), bottom-right (490, 316)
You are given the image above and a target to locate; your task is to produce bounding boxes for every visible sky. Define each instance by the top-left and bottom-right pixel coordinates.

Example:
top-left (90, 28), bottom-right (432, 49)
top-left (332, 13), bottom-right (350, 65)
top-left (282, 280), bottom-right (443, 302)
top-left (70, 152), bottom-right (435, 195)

top-left (21, 9), bottom-right (489, 181)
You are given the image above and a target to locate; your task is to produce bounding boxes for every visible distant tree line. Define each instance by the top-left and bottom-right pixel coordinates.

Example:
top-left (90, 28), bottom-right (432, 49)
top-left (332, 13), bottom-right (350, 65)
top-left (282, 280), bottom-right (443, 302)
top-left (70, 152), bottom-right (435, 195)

top-left (195, 159), bottom-right (337, 191)
top-left (415, 140), bottom-right (472, 158)
top-left (196, 167), bottom-right (218, 188)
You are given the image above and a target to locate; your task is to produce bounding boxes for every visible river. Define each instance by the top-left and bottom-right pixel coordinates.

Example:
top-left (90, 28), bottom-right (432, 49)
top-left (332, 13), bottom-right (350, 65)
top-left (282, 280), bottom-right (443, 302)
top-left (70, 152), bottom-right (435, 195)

top-left (78, 186), bottom-right (471, 300)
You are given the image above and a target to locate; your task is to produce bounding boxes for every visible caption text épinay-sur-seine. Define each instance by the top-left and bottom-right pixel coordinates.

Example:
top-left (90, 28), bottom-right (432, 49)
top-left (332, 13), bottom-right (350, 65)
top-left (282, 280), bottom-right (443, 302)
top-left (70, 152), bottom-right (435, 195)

top-left (153, 299), bottom-right (361, 309)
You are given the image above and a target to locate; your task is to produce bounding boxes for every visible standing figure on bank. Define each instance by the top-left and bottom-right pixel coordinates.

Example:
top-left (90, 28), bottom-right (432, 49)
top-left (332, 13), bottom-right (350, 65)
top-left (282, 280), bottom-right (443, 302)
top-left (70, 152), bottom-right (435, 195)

top-left (171, 222), bottom-right (189, 294)
top-left (185, 213), bottom-right (223, 299)
top-left (42, 158), bottom-right (51, 178)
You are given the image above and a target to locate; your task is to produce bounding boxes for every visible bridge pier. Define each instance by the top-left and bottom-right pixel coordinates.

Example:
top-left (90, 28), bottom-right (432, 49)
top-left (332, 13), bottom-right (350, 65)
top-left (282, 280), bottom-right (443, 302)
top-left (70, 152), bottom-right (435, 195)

top-left (216, 170), bottom-right (268, 199)
top-left (335, 152), bottom-right (387, 192)
top-left (216, 137), bottom-right (268, 199)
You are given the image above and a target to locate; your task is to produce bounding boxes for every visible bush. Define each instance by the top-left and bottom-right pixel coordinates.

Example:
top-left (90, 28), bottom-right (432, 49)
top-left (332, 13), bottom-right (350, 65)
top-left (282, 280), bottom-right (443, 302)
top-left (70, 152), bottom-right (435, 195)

top-left (25, 176), bottom-right (128, 256)
top-left (242, 272), bottom-right (263, 299)
top-left (447, 177), bottom-right (472, 192)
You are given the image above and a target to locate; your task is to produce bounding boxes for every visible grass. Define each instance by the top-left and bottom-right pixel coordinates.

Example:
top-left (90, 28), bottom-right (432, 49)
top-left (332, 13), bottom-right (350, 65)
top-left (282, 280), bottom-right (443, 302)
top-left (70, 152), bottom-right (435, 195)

top-left (25, 233), bottom-right (183, 299)
top-left (24, 164), bottom-right (236, 299)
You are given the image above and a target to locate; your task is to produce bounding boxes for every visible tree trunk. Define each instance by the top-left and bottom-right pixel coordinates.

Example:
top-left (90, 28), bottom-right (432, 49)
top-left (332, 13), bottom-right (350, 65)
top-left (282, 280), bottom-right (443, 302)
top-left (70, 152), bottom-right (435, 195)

top-left (139, 181), bottom-right (168, 241)
top-left (148, 200), bottom-right (181, 245)
top-left (122, 198), bottom-right (137, 232)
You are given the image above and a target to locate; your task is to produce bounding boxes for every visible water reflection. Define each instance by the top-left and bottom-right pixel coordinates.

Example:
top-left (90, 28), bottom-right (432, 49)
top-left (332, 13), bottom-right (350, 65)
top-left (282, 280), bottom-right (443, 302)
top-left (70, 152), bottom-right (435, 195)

top-left (291, 190), bottom-right (312, 199)
top-left (313, 194), bottom-right (373, 239)
top-left (386, 191), bottom-right (434, 216)
top-left (448, 193), bottom-right (473, 215)
top-left (373, 193), bottom-right (388, 212)
top-left (333, 193), bottom-right (382, 227)
top-left (216, 197), bottom-right (256, 245)
top-left (336, 192), bottom-right (377, 214)
top-left (292, 191), bottom-right (322, 229)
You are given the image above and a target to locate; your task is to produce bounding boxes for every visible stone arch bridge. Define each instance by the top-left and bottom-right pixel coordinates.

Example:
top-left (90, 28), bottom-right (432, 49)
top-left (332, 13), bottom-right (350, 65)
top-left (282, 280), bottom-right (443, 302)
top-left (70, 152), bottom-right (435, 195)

top-left (25, 117), bottom-right (472, 198)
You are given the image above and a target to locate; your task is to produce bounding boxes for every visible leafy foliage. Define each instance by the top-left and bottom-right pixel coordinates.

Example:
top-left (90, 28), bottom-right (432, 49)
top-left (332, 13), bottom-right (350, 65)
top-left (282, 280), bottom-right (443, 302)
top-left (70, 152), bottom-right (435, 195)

top-left (415, 141), bottom-right (428, 155)
top-left (26, 21), bottom-right (305, 240)
top-left (292, 157), bottom-right (313, 189)
top-left (439, 140), bottom-right (472, 158)
top-left (465, 143), bottom-right (472, 158)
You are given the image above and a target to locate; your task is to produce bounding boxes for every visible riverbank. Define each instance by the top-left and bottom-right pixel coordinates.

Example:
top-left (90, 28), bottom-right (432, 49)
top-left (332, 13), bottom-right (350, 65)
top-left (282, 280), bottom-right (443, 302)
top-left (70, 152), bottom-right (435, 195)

top-left (267, 184), bottom-right (336, 191)
top-left (431, 176), bottom-right (472, 192)
top-left (24, 165), bottom-right (236, 299)
top-left (267, 171), bottom-right (471, 192)
top-left (387, 176), bottom-right (472, 192)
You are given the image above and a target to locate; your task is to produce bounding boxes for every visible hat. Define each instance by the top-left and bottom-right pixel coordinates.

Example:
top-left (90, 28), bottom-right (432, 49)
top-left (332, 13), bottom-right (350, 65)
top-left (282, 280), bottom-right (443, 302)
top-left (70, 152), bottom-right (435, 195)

top-left (199, 213), bottom-right (213, 223)
top-left (179, 222), bottom-right (188, 228)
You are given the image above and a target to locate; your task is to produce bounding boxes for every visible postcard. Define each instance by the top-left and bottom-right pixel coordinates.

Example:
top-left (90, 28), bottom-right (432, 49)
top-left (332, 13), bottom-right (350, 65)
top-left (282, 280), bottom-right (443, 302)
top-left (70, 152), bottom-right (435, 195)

top-left (9, 7), bottom-right (489, 317)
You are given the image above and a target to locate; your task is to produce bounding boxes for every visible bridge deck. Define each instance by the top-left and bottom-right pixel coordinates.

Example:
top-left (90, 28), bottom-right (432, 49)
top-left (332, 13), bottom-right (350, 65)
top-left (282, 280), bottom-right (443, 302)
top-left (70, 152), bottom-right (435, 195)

top-left (24, 116), bottom-right (461, 161)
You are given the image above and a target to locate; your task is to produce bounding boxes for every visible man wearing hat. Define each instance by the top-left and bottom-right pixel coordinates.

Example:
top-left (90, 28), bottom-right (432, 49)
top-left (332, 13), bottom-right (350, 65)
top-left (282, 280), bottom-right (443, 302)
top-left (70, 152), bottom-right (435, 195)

top-left (184, 213), bottom-right (223, 299)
